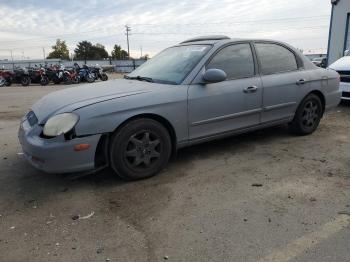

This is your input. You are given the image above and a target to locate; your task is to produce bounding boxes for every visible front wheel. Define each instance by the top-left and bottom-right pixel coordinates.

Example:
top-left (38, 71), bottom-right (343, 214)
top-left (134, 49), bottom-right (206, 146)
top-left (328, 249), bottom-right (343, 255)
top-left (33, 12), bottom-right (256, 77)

top-left (289, 94), bottom-right (322, 135)
top-left (109, 119), bottom-right (172, 180)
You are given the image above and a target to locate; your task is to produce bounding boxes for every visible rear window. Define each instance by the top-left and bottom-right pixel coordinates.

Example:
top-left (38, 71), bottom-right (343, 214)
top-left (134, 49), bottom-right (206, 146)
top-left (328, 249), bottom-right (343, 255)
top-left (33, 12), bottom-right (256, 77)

top-left (255, 43), bottom-right (298, 75)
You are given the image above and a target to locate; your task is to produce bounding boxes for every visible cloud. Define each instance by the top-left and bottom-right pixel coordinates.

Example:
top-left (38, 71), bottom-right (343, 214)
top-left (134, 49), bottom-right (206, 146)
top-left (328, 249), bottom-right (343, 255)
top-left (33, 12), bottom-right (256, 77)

top-left (0, 0), bottom-right (331, 59)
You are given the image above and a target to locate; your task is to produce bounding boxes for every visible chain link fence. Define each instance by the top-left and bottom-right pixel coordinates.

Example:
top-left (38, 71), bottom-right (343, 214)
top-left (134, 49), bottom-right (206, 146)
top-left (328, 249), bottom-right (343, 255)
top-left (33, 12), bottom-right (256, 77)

top-left (0, 58), bottom-right (147, 73)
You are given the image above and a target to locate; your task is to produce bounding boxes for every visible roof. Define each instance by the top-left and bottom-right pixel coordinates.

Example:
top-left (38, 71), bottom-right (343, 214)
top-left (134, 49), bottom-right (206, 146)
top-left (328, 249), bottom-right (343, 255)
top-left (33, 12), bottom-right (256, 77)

top-left (180, 35), bottom-right (230, 44)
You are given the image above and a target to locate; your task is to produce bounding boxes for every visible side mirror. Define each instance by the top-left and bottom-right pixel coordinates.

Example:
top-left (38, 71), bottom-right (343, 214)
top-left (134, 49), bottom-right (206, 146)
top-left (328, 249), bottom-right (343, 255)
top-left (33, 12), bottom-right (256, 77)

top-left (344, 50), bottom-right (350, 56)
top-left (202, 68), bottom-right (227, 83)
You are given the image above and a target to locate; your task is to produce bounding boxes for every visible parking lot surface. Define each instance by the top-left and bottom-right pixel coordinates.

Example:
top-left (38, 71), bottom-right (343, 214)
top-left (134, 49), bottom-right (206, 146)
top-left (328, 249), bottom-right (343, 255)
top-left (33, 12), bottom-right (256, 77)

top-left (0, 82), bottom-right (350, 262)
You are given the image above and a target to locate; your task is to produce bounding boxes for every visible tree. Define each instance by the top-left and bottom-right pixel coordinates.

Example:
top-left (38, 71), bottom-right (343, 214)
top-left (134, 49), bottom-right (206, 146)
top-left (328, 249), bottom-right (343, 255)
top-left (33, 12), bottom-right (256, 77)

top-left (140, 54), bottom-right (149, 60)
top-left (74, 41), bottom-right (93, 62)
top-left (111, 44), bottom-right (128, 60)
top-left (47, 39), bottom-right (69, 60)
top-left (74, 41), bottom-right (109, 62)
top-left (93, 43), bottom-right (109, 59)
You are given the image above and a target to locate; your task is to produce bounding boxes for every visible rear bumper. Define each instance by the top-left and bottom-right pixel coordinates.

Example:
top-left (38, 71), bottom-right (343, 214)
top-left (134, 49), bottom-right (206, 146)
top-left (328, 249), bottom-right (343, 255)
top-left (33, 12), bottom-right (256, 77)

top-left (340, 82), bottom-right (350, 100)
top-left (18, 119), bottom-right (101, 174)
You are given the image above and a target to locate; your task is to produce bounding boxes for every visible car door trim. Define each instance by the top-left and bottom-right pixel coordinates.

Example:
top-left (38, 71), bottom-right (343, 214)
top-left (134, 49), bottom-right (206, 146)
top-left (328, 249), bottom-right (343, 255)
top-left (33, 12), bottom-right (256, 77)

top-left (263, 101), bottom-right (297, 111)
top-left (190, 108), bottom-right (262, 126)
top-left (179, 116), bottom-right (293, 148)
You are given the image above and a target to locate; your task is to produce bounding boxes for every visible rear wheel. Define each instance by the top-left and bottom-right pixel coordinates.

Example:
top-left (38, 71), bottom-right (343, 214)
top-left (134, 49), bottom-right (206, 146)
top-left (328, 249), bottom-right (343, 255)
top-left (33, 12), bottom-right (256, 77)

top-left (21, 76), bottom-right (30, 86)
top-left (5, 79), bottom-right (11, 86)
top-left (72, 75), bottom-right (80, 84)
top-left (289, 94), bottom-right (322, 135)
top-left (0, 77), bottom-right (5, 87)
top-left (109, 119), bottom-right (172, 180)
top-left (86, 73), bottom-right (95, 83)
top-left (40, 76), bottom-right (49, 86)
top-left (101, 73), bottom-right (108, 81)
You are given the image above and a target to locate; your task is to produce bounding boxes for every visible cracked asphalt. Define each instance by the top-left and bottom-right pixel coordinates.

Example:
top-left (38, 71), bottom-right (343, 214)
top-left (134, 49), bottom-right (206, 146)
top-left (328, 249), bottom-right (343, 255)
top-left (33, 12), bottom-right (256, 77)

top-left (0, 82), bottom-right (350, 262)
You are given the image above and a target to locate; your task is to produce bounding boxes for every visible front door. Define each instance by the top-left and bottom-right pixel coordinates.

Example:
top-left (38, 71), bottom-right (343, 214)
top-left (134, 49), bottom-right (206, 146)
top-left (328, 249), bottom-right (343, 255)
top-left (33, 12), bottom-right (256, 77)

top-left (188, 43), bottom-right (263, 140)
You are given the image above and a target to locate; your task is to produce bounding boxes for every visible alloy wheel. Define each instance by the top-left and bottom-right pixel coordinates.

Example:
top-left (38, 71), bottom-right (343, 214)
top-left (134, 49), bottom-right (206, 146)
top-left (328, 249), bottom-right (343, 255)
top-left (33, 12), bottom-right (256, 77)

top-left (301, 100), bottom-right (319, 128)
top-left (124, 131), bottom-right (161, 170)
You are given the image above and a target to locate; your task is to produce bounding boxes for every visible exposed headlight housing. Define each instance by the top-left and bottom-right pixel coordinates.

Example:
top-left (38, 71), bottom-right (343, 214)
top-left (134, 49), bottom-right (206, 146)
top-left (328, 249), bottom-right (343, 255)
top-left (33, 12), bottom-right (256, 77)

top-left (43, 113), bottom-right (79, 137)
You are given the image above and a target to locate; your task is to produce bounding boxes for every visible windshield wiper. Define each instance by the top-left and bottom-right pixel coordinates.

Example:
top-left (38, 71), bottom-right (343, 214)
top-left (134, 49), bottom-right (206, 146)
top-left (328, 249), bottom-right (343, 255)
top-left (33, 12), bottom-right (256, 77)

top-left (124, 75), bottom-right (153, 82)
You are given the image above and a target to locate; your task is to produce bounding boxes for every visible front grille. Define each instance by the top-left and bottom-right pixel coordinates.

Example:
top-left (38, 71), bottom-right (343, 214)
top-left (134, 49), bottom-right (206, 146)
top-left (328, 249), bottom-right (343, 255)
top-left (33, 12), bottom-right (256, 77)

top-left (26, 111), bottom-right (38, 126)
top-left (343, 91), bottom-right (350, 98)
top-left (337, 71), bottom-right (350, 83)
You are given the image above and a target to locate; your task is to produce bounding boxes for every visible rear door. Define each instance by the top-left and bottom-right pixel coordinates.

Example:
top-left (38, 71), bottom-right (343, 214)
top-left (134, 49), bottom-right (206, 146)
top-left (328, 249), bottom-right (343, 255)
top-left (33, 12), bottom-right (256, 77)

top-left (254, 42), bottom-right (308, 123)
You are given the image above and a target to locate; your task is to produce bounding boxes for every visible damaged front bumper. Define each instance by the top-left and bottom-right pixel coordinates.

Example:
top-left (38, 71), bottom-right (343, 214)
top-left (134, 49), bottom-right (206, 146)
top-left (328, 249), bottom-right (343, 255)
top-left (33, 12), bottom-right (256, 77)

top-left (18, 117), bottom-right (101, 174)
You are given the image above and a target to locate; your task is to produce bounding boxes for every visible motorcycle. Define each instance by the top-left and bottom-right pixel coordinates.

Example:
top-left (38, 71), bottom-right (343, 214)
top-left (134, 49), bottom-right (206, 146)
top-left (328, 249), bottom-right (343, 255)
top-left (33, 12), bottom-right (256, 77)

top-left (28, 66), bottom-right (49, 86)
top-left (48, 65), bottom-right (67, 84)
top-left (77, 64), bottom-right (95, 83)
top-left (45, 65), bottom-right (60, 84)
top-left (1, 68), bottom-right (31, 86)
top-left (63, 67), bottom-right (80, 84)
top-left (0, 70), bottom-right (15, 86)
top-left (91, 65), bottom-right (108, 81)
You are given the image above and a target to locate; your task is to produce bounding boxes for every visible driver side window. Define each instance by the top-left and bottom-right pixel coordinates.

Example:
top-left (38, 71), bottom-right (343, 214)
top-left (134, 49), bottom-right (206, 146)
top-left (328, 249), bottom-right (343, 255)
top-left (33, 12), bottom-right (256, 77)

top-left (207, 43), bottom-right (255, 80)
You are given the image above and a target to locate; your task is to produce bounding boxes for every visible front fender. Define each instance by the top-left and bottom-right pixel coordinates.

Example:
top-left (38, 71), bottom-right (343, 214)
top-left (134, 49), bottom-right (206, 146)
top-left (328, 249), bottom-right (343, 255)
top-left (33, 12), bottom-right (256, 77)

top-left (73, 86), bottom-right (189, 144)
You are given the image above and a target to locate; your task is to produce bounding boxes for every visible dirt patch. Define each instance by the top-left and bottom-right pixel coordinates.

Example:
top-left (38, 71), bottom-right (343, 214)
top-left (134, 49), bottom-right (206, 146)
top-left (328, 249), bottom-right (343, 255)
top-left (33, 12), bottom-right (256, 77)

top-left (0, 111), bottom-right (25, 120)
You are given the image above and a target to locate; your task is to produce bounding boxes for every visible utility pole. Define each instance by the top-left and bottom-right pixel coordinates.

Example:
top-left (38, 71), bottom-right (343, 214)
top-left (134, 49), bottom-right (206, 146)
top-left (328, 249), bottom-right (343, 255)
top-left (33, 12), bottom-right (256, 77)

top-left (140, 46), bottom-right (143, 58)
top-left (42, 47), bottom-right (46, 60)
top-left (10, 50), bottom-right (14, 69)
top-left (125, 25), bottom-right (131, 59)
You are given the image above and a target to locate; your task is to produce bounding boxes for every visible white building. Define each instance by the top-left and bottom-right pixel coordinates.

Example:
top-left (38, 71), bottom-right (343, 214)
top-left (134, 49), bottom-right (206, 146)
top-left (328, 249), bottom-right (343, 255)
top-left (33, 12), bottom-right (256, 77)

top-left (327, 0), bottom-right (350, 65)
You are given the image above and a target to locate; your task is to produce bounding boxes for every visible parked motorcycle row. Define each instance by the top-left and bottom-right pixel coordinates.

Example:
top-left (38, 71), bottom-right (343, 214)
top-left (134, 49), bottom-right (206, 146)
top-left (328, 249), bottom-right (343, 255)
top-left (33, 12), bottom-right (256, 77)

top-left (0, 63), bottom-right (108, 87)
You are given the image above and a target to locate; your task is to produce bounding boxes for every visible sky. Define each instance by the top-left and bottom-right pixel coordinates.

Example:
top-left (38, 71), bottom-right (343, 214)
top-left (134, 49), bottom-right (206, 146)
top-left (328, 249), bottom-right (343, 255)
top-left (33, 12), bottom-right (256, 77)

top-left (0, 0), bottom-right (332, 60)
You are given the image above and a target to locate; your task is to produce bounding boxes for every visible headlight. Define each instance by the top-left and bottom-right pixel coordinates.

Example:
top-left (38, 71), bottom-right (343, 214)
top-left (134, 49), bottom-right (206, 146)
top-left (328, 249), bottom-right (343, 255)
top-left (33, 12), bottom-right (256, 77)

top-left (43, 113), bottom-right (79, 137)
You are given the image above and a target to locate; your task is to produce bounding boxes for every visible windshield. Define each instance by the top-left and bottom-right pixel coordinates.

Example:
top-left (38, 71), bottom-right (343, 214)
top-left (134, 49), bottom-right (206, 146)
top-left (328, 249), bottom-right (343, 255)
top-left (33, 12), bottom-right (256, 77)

top-left (127, 44), bottom-right (211, 84)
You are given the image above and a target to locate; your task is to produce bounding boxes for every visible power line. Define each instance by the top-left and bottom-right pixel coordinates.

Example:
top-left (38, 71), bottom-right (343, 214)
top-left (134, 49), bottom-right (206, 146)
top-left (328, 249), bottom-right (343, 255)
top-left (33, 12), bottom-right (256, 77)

top-left (129, 15), bottom-right (330, 27)
top-left (0, 23), bottom-right (329, 50)
top-left (0, 15), bottom-right (329, 45)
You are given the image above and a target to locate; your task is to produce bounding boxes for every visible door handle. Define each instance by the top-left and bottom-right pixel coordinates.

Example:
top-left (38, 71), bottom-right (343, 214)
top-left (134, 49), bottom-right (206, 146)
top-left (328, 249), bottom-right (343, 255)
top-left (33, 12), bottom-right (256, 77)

top-left (243, 86), bottom-right (258, 93)
top-left (296, 79), bottom-right (306, 85)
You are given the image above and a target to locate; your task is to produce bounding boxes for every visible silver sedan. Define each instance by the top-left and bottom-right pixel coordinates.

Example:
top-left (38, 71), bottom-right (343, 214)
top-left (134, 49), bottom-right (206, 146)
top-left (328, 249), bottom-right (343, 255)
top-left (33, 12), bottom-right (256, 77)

top-left (18, 36), bottom-right (341, 180)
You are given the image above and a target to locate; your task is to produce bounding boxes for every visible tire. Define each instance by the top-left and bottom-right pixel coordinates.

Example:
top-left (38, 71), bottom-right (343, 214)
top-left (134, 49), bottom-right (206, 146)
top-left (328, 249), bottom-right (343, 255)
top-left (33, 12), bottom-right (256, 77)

top-left (53, 77), bottom-right (61, 84)
top-left (40, 76), bottom-right (49, 86)
top-left (289, 93), bottom-right (322, 135)
top-left (0, 77), bottom-right (5, 87)
top-left (101, 74), bottom-right (108, 81)
top-left (63, 74), bottom-right (71, 85)
top-left (73, 75), bottom-right (80, 84)
top-left (21, 76), bottom-right (30, 86)
top-left (109, 118), bottom-right (172, 180)
top-left (5, 80), bottom-right (11, 86)
top-left (86, 74), bottom-right (95, 83)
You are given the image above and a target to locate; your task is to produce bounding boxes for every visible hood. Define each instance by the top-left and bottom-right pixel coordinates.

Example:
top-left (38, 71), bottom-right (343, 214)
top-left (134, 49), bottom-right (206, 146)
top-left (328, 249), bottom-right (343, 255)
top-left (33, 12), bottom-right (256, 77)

top-left (32, 79), bottom-right (152, 123)
top-left (329, 56), bottom-right (350, 71)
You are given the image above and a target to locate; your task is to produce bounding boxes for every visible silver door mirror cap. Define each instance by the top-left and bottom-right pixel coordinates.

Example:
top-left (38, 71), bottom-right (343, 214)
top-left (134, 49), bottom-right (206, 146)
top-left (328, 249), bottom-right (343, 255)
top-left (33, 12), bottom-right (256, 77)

top-left (202, 68), bottom-right (227, 83)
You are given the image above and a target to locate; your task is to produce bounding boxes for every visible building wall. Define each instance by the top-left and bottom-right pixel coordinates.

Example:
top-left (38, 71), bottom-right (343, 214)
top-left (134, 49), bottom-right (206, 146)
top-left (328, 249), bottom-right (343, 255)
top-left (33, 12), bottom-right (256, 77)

top-left (328, 0), bottom-right (350, 65)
